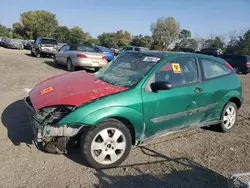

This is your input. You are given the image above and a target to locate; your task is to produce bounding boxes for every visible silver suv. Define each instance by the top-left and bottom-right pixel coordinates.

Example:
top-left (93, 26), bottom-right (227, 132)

top-left (31, 37), bottom-right (58, 58)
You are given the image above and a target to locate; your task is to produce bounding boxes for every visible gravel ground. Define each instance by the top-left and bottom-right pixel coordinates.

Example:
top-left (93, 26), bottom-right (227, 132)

top-left (0, 47), bottom-right (250, 188)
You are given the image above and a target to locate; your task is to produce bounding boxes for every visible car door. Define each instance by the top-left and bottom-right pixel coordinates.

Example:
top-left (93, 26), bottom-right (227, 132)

top-left (196, 56), bottom-right (235, 121)
top-left (56, 45), bottom-right (69, 64)
top-left (142, 55), bottom-right (211, 137)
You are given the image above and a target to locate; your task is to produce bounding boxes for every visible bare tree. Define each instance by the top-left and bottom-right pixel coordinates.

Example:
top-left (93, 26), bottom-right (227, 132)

top-left (193, 34), bottom-right (206, 50)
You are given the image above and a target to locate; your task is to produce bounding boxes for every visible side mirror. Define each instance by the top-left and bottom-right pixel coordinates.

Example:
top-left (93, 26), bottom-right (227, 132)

top-left (150, 81), bottom-right (172, 92)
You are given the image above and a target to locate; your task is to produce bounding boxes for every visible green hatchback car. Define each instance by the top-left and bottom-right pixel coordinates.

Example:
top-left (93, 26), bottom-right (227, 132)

top-left (25, 51), bottom-right (243, 169)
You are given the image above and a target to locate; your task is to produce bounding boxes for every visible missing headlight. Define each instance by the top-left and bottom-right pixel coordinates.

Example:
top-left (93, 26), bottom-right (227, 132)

top-left (34, 106), bottom-right (74, 126)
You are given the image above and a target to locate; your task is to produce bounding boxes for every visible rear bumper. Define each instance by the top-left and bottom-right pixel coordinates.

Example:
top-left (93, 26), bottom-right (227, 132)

top-left (40, 49), bottom-right (56, 55)
top-left (72, 58), bottom-right (107, 68)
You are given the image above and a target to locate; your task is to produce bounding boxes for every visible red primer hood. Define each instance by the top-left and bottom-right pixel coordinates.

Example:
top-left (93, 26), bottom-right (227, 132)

top-left (29, 71), bottom-right (128, 110)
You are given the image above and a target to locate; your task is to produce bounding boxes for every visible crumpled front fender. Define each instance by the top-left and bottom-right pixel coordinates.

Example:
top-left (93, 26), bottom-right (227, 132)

top-left (58, 106), bottom-right (144, 142)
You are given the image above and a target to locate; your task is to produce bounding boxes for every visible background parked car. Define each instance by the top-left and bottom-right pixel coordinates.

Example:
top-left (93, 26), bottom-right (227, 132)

top-left (53, 44), bottom-right (108, 71)
top-left (120, 46), bottom-right (149, 52)
top-left (6, 39), bottom-right (24, 50)
top-left (197, 48), bottom-right (223, 57)
top-left (110, 48), bottom-right (119, 56)
top-left (57, 43), bottom-right (68, 50)
top-left (31, 37), bottom-right (58, 58)
top-left (172, 47), bottom-right (195, 53)
top-left (219, 54), bottom-right (250, 74)
top-left (93, 45), bottom-right (114, 61)
top-left (117, 46), bottom-right (149, 55)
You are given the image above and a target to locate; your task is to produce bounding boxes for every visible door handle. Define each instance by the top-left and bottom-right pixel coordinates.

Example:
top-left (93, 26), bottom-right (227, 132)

top-left (194, 87), bottom-right (203, 93)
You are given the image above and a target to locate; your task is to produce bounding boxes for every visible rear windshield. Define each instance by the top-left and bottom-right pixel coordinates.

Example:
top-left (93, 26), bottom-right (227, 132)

top-left (41, 39), bottom-right (58, 45)
top-left (97, 46), bottom-right (112, 52)
top-left (76, 45), bottom-right (96, 52)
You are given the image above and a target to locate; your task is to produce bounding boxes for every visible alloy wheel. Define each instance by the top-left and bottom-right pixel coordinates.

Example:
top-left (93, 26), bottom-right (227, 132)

top-left (90, 128), bottom-right (126, 165)
top-left (223, 105), bottom-right (237, 129)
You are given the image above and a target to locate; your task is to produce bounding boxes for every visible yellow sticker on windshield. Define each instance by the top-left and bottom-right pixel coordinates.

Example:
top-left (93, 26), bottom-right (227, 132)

top-left (172, 63), bottom-right (181, 73)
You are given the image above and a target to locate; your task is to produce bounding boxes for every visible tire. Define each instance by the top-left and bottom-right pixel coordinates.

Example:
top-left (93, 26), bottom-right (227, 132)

top-left (219, 102), bottom-right (238, 132)
top-left (52, 55), bottom-right (57, 64)
top-left (35, 50), bottom-right (41, 58)
top-left (242, 71), bottom-right (248, 75)
top-left (94, 67), bottom-right (100, 72)
top-left (67, 58), bottom-right (75, 72)
top-left (81, 118), bottom-right (132, 169)
top-left (19, 44), bottom-right (23, 50)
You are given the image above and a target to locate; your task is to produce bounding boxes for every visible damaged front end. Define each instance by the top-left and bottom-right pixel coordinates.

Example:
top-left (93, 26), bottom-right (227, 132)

top-left (24, 97), bottom-right (83, 154)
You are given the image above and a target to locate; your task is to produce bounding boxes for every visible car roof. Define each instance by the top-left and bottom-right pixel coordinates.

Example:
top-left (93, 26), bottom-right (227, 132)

top-left (122, 50), bottom-right (226, 63)
top-left (123, 50), bottom-right (190, 58)
top-left (38, 37), bottom-right (57, 40)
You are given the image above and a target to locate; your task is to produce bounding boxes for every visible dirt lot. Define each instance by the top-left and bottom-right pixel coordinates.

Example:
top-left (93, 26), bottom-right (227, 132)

top-left (0, 47), bottom-right (250, 188)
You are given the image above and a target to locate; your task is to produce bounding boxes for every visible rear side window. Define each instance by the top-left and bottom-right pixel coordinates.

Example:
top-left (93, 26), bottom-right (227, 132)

top-left (97, 46), bottom-right (112, 53)
top-left (200, 58), bottom-right (232, 80)
top-left (76, 45), bottom-right (95, 52)
top-left (41, 39), bottom-right (58, 45)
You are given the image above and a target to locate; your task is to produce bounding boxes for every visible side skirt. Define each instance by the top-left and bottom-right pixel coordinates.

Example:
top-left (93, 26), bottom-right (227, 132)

top-left (136, 120), bottom-right (221, 145)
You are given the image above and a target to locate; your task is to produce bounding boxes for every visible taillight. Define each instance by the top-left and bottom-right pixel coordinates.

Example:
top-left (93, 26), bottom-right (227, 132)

top-left (77, 54), bottom-right (87, 58)
top-left (224, 61), bottom-right (234, 71)
top-left (245, 62), bottom-right (250, 67)
top-left (102, 56), bottom-right (107, 60)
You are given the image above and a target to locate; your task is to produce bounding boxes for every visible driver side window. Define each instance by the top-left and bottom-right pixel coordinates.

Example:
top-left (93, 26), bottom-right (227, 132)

top-left (155, 57), bottom-right (199, 87)
top-left (60, 45), bottom-right (69, 52)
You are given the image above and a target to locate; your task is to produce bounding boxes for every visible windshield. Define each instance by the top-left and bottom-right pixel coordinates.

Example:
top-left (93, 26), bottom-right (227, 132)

top-left (93, 52), bottom-right (161, 87)
top-left (76, 45), bottom-right (95, 52)
top-left (41, 39), bottom-right (58, 45)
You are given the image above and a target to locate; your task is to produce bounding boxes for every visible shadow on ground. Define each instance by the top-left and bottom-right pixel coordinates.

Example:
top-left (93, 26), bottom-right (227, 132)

top-left (67, 146), bottom-right (228, 188)
top-left (42, 60), bottom-right (68, 71)
top-left (43, 60), bottom-right (96, 73)
top-left (24, 53), bottom-right (34, 57)
top-left (1, 99), bottom-right (33, 145)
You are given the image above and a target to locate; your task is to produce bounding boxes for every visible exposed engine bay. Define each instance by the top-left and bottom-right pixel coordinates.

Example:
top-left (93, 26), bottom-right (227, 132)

top-left (25, 97), bottom-right (83, 154)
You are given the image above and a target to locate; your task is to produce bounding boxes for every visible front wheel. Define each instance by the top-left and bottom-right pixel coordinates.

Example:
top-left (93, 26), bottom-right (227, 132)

top-left (81, 119), bottom-right (132, 169)
top-left (219, 102), bottom-right (238, 132)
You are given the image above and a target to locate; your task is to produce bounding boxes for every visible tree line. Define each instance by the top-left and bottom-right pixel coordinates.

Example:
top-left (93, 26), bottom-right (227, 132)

top-left (0, 10), bottom-right (249, 55)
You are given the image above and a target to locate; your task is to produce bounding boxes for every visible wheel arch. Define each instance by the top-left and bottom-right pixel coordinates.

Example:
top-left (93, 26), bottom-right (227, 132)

top-left (107, 116), bottom-right (136, 145)
top-left (64, 106), bottom-right (145, 145)
top-left (215, 90), bottom-right (243, 118)
top-left (228, 97), bottom-right (242, 109)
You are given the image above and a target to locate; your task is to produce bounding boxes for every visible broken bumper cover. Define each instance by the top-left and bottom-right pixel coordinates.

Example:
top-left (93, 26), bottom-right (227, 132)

top-left (24, 97), bottom-right (84, 143)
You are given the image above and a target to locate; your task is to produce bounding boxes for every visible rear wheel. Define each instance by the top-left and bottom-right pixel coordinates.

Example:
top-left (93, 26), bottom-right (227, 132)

top-left (242, 71), bottom-right (248, 75)
top-left (94, 67), bottom-right (100, 72)
top-left (19, 44), bottom-right (23, 50)
top-left (67, 58), bottom-right (75, 72)
top-left (219, 102), bottom-right (238, 132)
top-left (81, 119), bottom-right (132, 169)
top-left (35, 50), bottom-right (41, 58)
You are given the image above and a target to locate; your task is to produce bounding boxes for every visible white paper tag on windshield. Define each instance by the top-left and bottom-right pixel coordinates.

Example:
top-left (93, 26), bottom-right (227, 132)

top-left (143, 56), bottom-right (160, 62)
